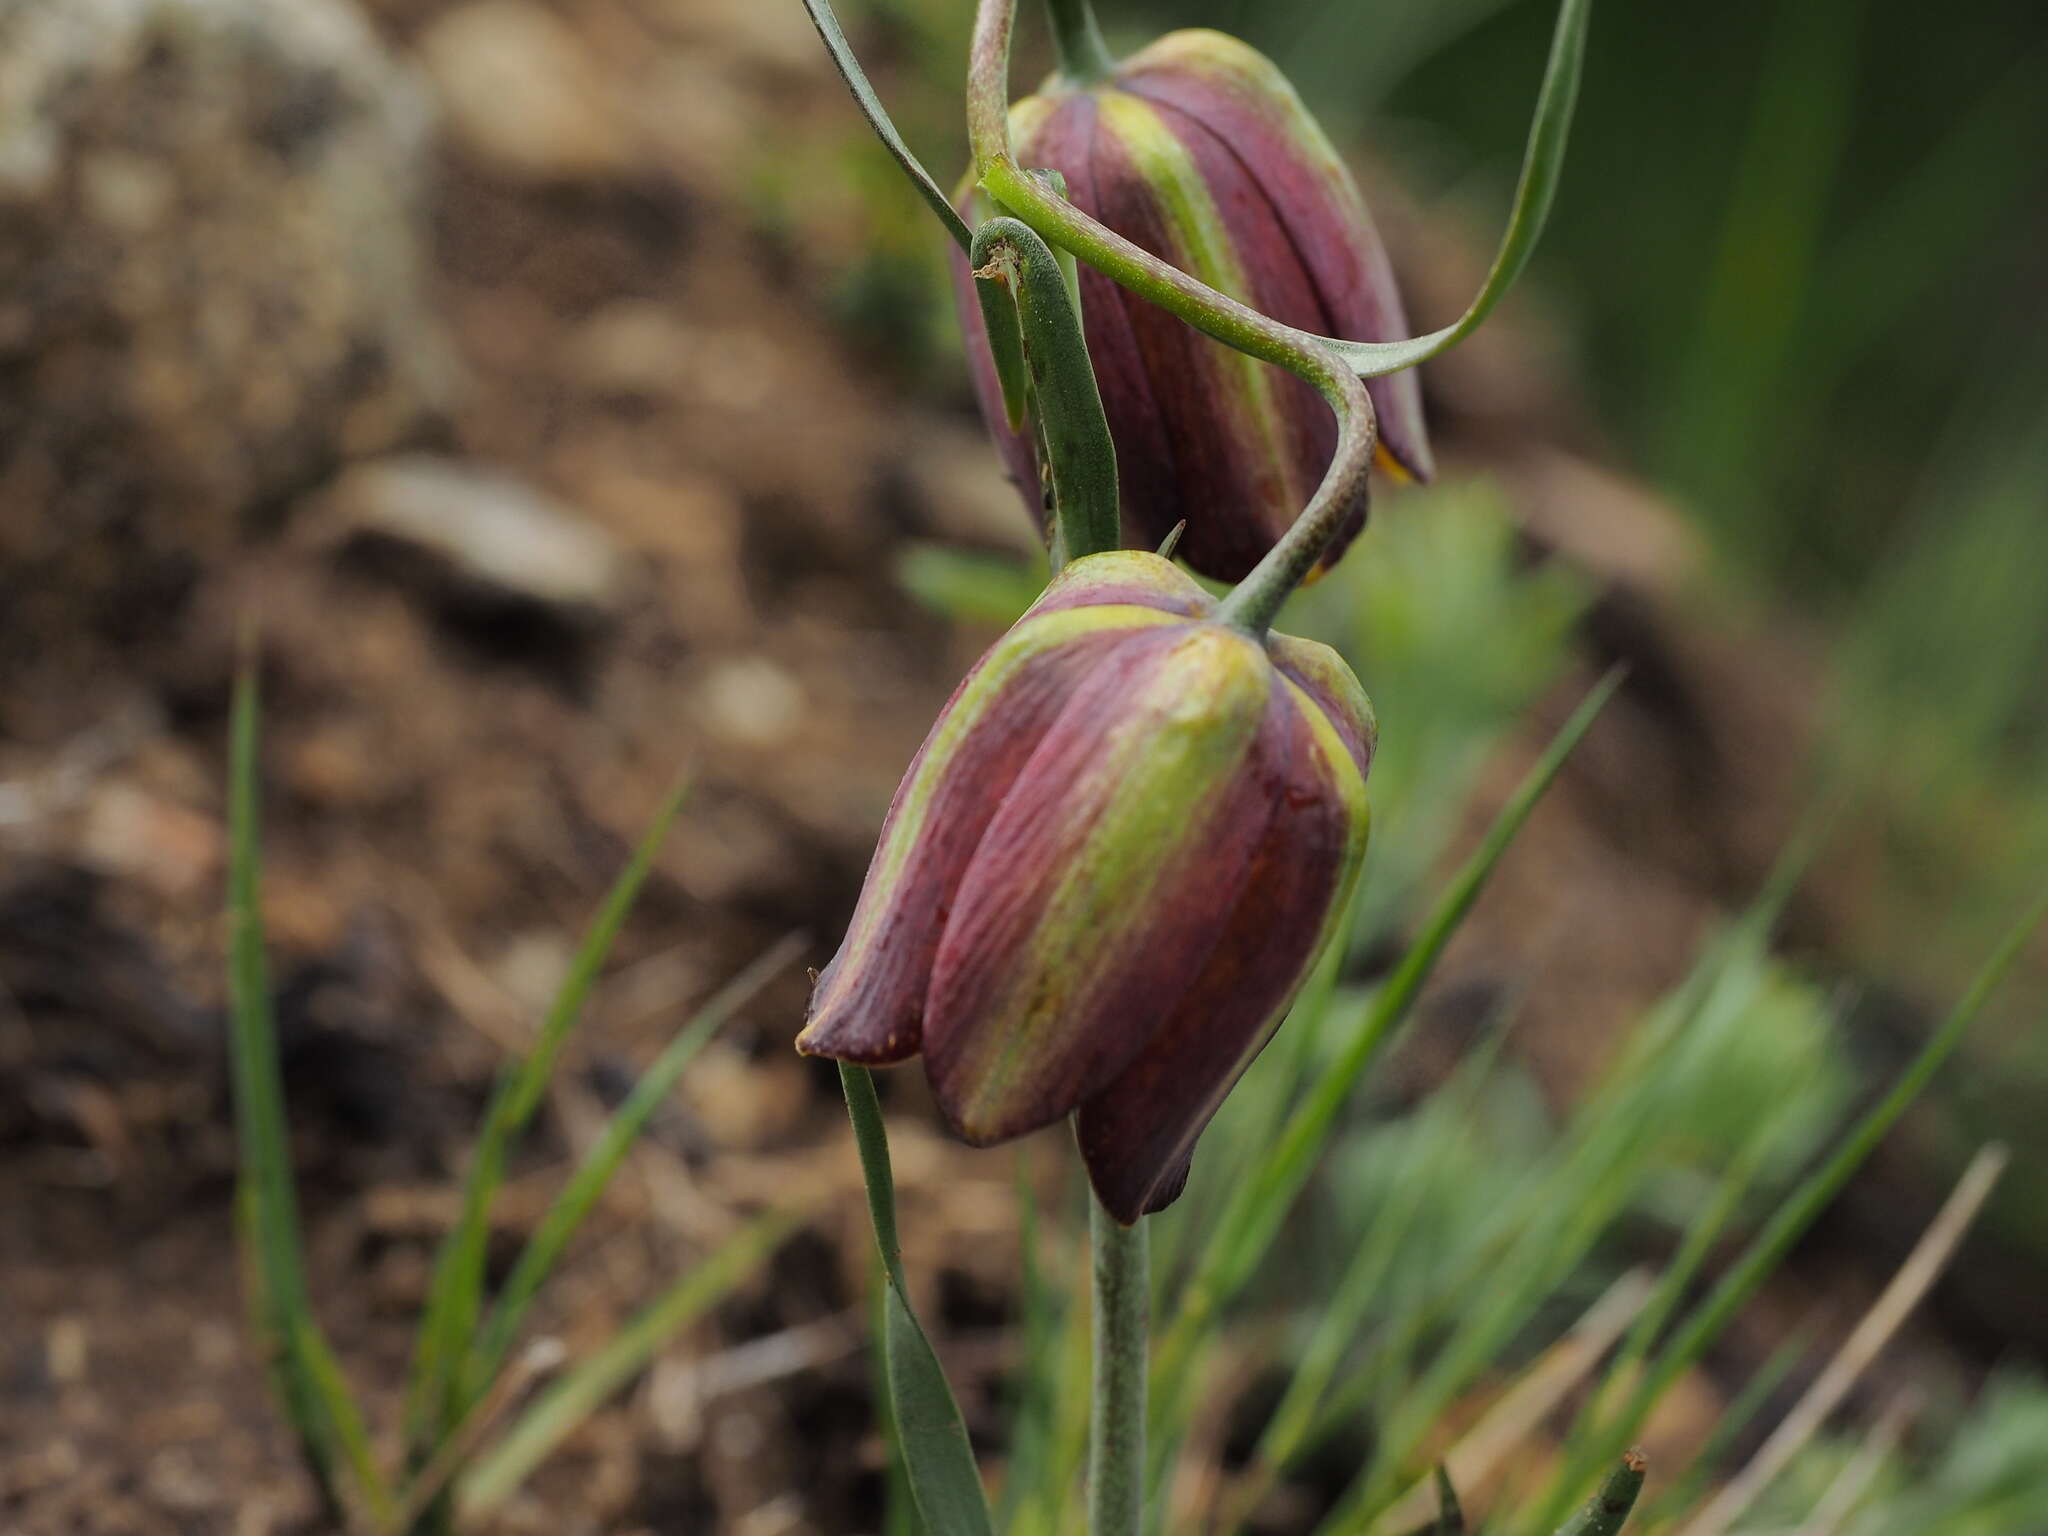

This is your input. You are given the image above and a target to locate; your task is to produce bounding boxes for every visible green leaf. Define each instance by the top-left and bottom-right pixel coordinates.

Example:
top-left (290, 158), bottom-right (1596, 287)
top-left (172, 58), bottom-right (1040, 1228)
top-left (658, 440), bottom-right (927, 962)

top-left (895, 543), bottom-right (1047, 629)
top-left (1325, 0), bottom-right (1591, 379)
top-left (466, 933), bottom-right (807, 1393)
top-left (1434, 1464), bottom-right (1466, 1536)
top-left (226, 654), bottom-right (394, 1527)
top-left (406, 774), bottom-right (691, 1458)
top-left (841, 1065), bottom-right (997, 1536)
top-left (972, 216), bottom-right (1120, 566)
top-left (1551, 1452), bottom-right (1647, 1536)
top-left (456, 1206), bottom-right (800, 1518)
top-left (799, 0), bottom-right (973, 252)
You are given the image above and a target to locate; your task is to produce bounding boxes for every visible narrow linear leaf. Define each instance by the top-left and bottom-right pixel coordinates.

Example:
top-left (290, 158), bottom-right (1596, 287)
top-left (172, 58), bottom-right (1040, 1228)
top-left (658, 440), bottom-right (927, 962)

top-left (1326, 0), bottom-right (1591, 379)
top-left (972, 243), bottom-right (1032, 432)
top-left (226, 657), bottom-right (394, 1526)
top-left (800, 0), bottom-right (973, 251)
top-left (456, 1207), bottom-right (800, 1518)
top-left (896, 543), bottom-right (1047, 629)
top-left (1541, 882), bottom-right (2048, 1528)
top-left (467, 933), bottom-right (807, 1391)
top-left (1153, 668), bottom-right (1625, 1416)
top-left (1630, 1330), bottom-right (1810, 1528)
top-left (841, 1065), bottom-right (997, 1536)
top-left (1552, 1452), bottom-right (1648, 1536)
top-left (973, 216), bottom-right (1120, 564)
top-left (1434, 1464), bottom-right (1466, 1535)
top-left (408, 773), bottom-right (692, 1451)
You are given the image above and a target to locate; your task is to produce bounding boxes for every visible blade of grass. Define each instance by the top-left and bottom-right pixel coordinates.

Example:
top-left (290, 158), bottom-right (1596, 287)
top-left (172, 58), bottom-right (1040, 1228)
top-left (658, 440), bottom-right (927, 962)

top-left (1224, 1028), bottom-right (1517, 1532)
top-left (227, 655), bottom-right (394, 1528)
top-left (405, 774), bottom-right (691, 1457)
top-left (466, 933), bottom-right (806, 1392)
top-left (1376, 1268), bottom-right (1655, 1535)
top-left (842, 1064), bottom-right (997, 1536)
top-left (1789, 1388), bottom-right (1917, 1536)
top-left (1533, 885), bottom-right (2048, 1531)
top-left (996, 1149), bottom-right (1059, 1534)
top-left (1573, 1084), bottom-right (1812, 1440)
top-left (1631, 1327), bottom-right (1811, 1530)
top-left (1152, 669), bottom-right (1624, 1450)
top-left (1552, 1451), bottom-right (1647, 1536)
top-left (455, 1205), bottom-right (800, 1519)
top-left (1677, 1144), bottom-right (2007, 1536)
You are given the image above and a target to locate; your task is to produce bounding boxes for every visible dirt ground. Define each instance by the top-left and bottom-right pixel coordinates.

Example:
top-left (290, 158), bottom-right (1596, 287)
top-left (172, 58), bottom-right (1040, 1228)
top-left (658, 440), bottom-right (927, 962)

top-left (0, 0), bottom-right (2036, 1532)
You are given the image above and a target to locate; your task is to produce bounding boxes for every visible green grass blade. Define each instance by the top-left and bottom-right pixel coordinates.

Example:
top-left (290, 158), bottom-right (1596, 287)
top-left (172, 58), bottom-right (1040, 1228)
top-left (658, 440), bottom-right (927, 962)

top-left (467, 933), bottom-right (805, 1392)
top-left (895, 543), bottom-right (1046, 629)
top-left (455, 1206), bottom-right (800, 1518)
top-left (1532, 883), bottom-right (2048, 1530)
top-left (1327, 0), bottom-right (1590, 378)
top-left (1630, 1329), bottom-right (1810, 1529)
top-left (226, 657), bottom-right (394, 1526)
top-left (996, 1151), bottom-right (1059, 1533)
top-left (1229, 1029), bottom-right (1513, 1532)
top-left (841, 1065), bottom-right (997, 1536)
top-left (1552, 1452), bottom-right (1647, 1536)
top-left (1151, 668), bottom-right (1623, 1432)
top-left (406, 774), bottom-right (691, 1457)
top-left (799, 0), bottom-right (973, 251)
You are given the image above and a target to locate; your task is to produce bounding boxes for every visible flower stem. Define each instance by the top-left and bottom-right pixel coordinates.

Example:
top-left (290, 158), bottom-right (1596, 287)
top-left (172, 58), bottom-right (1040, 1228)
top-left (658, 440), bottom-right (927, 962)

top-left (968, 0), bottom-right (1375, 633)
top-left (1090, 1196), bottom-right (1148, 1536)
top-left (1044, 0), bottom-right (1115, 85)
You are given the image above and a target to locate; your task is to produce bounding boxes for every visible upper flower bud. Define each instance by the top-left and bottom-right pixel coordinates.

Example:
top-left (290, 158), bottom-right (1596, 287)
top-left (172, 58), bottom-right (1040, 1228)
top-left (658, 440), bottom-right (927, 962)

top-left (954, 29), bottom-right (1432, 582)
top-left (797, 551), bottom-right (1374, 1222)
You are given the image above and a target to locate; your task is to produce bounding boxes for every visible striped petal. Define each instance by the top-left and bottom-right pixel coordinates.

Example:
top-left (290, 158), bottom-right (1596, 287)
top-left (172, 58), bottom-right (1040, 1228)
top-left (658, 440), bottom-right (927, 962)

top-left (1119, 30), bottom-right (1433, 485)
top-left (797, 602), bottom-right (1183, 1063)
top-left (923, 621), bottom-right (1279, 1143)
top-left (1021, 548), bottom-right (1215, 622)
top-left (1076, 668), bottom-right (1372, 1222)
top-left (1086, 88), bottom-right (1323, 578)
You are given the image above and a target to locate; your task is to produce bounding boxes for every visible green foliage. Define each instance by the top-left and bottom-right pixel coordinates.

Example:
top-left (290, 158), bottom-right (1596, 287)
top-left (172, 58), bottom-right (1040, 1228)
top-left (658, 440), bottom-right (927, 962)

top-left (225, 661), bottom-right (799, 1532)
top-left (1288, 480), bottom-right (1590, 944)
top-left (841, 1063), bottom-right (999, 1535)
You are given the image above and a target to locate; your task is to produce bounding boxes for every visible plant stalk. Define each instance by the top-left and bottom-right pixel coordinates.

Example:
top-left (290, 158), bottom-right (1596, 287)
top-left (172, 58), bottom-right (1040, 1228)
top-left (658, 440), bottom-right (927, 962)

top-left (1044, 0), bottom-right (1116, 85)
top-left (1089, 1196), bottom-right (1149, 1536)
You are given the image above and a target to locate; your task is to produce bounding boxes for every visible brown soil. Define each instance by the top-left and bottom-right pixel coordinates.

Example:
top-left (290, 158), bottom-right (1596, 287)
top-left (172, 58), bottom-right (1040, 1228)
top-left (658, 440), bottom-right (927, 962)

top-left (0, 1), bottom-right (2036, 1532)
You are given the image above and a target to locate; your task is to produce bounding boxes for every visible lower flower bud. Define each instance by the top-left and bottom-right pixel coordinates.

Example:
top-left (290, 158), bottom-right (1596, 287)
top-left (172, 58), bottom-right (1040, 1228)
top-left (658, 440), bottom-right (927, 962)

top-left (798, 551), bottom-right (1374, 1222)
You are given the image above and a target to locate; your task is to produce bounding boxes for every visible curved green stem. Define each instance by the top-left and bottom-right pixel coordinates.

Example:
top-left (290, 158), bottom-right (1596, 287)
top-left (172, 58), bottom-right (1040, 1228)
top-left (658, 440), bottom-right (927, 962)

top-left (972, 0), bottom-right (1593, 376)
top-left (1089, 1197), bottom-right (1148, 1536)
top-left (969, 0), bottom-right (1374, 631)
top-left (1044, 0), bottom-right (1116, 85)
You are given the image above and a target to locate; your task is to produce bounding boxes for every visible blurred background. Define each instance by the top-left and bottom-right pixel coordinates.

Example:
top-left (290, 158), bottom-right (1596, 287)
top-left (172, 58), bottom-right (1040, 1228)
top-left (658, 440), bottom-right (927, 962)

top-left (0, 0), bottom-right (2043, 1530)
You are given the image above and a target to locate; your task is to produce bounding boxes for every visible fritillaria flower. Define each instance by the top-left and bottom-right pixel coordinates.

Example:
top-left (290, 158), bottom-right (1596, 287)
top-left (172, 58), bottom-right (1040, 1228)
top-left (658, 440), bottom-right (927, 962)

top-left (797, 551), bottom-right (1374, 1222)
top-left (954, 28), bottom-right (1432, 582)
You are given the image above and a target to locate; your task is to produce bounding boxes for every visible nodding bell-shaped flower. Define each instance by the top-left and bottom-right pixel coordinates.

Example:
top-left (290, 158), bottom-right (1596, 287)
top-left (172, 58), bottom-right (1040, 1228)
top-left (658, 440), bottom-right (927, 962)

top-left (796, 551), bottom-right (1373, 1223)
top-left (953, 29), bottom-right (1433, 583)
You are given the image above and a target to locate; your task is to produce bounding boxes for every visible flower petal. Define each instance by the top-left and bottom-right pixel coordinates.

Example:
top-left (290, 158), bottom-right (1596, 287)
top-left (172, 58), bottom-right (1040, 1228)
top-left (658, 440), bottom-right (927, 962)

top-left (1119, 30), bottom-right (1433, 485)
top-left (1023, 549), bottom-right (1215, 622)
top-left (923, 623), bottom-right (1279, 1142)
top-left (1076, 672), bottom-right (1371, 1221)
top-left (797, 603), bottom-right (1184, 1063)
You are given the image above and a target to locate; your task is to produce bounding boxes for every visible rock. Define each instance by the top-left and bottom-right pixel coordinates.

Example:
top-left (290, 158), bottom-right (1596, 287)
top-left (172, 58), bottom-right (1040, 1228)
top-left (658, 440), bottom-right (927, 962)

top-left (317, 453), bottom-right (628, 615)
top-left (697, 656), bottom-right (807, 750)
top-left (416, 0), bottom-right (634, 181)
top-left (0, 0), bottom-right (451, 663)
